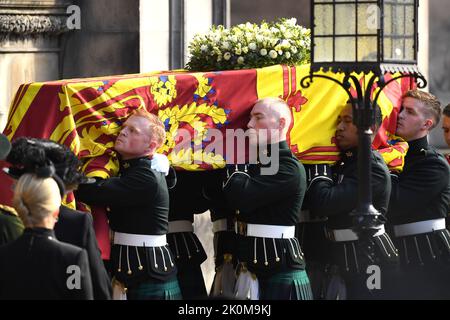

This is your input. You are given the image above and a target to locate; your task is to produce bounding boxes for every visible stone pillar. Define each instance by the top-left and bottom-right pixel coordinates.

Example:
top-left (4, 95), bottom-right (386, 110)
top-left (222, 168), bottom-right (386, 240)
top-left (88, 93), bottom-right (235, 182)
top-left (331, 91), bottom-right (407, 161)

top-left (140, 0), bottom-right (170, 72)
top-left (0, 0), bottom-right (71, 131)
top-left (140, 0), bottom-right (227, 73)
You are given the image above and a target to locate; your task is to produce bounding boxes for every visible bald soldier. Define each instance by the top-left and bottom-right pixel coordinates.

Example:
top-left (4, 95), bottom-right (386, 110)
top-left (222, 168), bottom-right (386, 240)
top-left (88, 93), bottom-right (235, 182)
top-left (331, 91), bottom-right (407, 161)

top-left (223, 97), bottom-right (313, 300)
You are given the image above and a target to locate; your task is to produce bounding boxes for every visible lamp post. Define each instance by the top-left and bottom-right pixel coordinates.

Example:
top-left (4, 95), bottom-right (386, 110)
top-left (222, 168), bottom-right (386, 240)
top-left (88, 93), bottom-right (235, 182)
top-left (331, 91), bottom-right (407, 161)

top-left (301, 0), bottom-right (427, 236)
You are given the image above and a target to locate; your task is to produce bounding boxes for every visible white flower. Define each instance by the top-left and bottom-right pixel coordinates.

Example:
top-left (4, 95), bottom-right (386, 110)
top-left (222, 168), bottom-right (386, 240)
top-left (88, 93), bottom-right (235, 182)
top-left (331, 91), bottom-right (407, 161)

top-left (269, 50), bottom-right (278, 59)
top-left (286, 18), bottom-right (297, 26)
top-left (186, 17), bottom-right (311, 71)
top-left (280, 39), bottom-right (290, 47)
top-left (230, 35), bottom-right (238, 42)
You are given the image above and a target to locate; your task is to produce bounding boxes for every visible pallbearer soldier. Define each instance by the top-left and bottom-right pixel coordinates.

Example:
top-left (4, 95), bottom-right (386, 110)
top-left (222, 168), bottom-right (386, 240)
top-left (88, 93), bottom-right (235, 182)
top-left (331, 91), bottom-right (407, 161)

top-left (223, 97), bottom-right (313, 300)
top-left (76, 109), bottom-right (182, 300)
top-left (305, 102), bottom-right (399, 300)
top-left (388, 90), bottom-right (450, 299)
top-left (167, 170), bottom-right (208, 299)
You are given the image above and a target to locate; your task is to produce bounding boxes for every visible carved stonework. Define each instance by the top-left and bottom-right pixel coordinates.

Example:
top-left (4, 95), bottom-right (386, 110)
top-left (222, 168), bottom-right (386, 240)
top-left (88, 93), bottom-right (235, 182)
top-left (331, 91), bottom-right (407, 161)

top-left (0, 0), bottom-right (72, 40)
top-left (0, 14), bottom-right (67, 35)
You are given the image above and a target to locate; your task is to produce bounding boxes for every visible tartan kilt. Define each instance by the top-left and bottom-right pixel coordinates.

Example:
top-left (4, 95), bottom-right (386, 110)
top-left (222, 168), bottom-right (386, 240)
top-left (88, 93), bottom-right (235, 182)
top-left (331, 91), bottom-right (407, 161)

top-left (258, 269), bottom-right (313, 300)
top-left (127, 275), bottom-right (182, 300)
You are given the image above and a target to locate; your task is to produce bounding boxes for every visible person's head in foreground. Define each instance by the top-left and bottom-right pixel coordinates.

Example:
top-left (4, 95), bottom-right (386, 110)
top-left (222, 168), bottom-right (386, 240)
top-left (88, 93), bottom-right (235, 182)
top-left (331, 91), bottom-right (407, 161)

top-left (13, 173), bottom-right (62, 229)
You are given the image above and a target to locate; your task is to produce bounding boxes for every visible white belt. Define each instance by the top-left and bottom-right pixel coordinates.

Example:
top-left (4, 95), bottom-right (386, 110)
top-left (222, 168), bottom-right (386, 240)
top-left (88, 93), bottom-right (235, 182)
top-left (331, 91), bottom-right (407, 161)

top-left (235, 222), bottom-right (295, 239)
top-left (212, 218), bottom-right (228, 233)
top-left (168, 220), bottom-right (194, 233)
top-left (393, 218), bottom-right (446, 238)
top-left (113, 232), bottom-right (167, 247)
top-left (327, 225), bottom-right (385, 242)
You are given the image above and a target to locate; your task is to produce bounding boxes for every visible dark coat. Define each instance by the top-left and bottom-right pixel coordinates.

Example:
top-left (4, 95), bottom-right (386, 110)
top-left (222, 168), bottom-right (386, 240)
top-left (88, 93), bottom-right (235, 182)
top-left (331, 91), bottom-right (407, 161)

top-left (0, 228), bottom-right (93, 300)
top-left (55, 206), bottom-right (111, 300)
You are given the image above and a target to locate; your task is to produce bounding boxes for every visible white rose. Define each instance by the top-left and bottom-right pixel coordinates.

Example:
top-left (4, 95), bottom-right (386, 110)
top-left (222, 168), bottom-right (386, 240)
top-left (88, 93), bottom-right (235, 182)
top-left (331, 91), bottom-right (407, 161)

top-left (278, 50), bottom-right (283, 55)
top-left (222, 42), bottom-right (230, 50)
top-left (291, 46), bottom-right (298, 54)
top-left (269, 50), bottom-right (278, 59)
top-left (249, 42), bottom-right (257, 50)
top-left (285, 52), bottom-right (291, 59)
top-left (224, 52), bottom-right (231, 60)
top-left (237, 56), bottom-right (245, 64)
top-left (260, 48), bottom-right (267, 56)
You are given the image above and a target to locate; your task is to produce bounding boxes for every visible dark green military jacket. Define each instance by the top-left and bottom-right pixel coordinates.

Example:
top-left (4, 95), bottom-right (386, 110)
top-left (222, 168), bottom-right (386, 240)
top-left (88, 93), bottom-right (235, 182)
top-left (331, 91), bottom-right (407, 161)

top-left (388, 136), bottom-right (450, 224)
top-left (387, 136), bottom-right (450, 267)
top-left (306, 149), bottom-right (398, 273)
top-left (223, 141), bottom-right (307, 277)
top-left (0, 205), bottom-right (24, 246)
top-left (76, 156), bottom-right (176, 286)
top-left (308, 149), bottom-right (391, 229)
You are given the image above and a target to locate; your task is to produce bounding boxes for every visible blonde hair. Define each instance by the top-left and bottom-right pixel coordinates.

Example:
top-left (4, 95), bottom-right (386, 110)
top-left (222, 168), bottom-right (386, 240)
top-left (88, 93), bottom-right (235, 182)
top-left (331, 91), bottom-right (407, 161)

top-left (403, 90), bottom-right (441, 129)
top-left (131, 109), bottom-right (166, 148)
top-left (13, 174), bottom-right (61, 227)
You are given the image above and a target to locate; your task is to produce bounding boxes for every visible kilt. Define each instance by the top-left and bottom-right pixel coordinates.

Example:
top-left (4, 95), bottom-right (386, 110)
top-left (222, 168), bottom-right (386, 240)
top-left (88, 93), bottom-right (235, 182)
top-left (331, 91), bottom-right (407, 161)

top-left (258, 269), bottom-right (313, 300)
top-left (127, 276), bottom-right (182, 300)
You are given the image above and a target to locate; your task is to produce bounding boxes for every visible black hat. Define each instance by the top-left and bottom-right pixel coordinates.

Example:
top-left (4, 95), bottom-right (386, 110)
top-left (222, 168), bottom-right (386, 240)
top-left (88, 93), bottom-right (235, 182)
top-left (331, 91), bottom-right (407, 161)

top-left (6, 137), bottom-right (89, 188)
top-left (0, 133), bottom-right (11, 160)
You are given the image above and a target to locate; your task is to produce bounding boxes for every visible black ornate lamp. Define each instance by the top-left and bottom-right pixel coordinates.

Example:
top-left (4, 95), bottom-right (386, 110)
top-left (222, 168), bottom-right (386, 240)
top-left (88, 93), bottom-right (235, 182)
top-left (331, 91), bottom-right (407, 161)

top-left (301, 0), bottom-right (427, 236)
